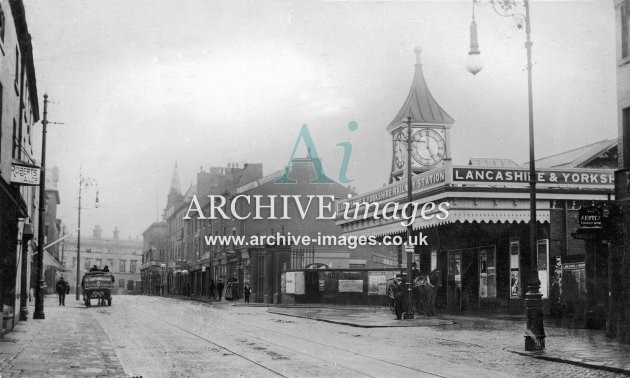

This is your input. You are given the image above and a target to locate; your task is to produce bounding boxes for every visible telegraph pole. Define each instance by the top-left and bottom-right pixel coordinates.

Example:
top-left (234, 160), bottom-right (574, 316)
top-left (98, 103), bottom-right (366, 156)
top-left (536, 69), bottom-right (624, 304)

top-left (33, 94), bottom-right (49, 320)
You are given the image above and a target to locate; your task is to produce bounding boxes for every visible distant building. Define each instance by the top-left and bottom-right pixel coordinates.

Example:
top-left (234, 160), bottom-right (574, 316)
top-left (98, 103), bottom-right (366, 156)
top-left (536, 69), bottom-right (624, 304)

top-left (42, 167), bottom-right (64, 293)
top-left (63, 226), bottom-right (143, 295)
top-left (140, 221), bottom-right (168, 295)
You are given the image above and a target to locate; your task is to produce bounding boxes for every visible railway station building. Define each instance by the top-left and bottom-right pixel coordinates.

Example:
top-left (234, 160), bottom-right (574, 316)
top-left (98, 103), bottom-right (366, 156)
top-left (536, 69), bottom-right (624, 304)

top-left (335, 49), bottom-right (616, 327)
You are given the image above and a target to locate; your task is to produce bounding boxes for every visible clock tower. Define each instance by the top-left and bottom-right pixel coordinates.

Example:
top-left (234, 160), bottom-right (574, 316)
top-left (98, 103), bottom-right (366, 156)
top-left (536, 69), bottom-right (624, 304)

top-left (388, 47), bottom-right (454, 183)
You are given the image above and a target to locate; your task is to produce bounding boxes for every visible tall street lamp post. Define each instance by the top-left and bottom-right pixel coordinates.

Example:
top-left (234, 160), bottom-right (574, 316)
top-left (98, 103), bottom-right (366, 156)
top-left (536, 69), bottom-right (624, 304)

top-left (466, 0), bottom-right (545, 350)
top-left (393, 116), bottom-right (417, 319)
top-left (404, 116), bottom-right (415, 319)
top-left (33, 94), bottom-right (49, 320)
top-left (76, 172), bottom-right (98, 300)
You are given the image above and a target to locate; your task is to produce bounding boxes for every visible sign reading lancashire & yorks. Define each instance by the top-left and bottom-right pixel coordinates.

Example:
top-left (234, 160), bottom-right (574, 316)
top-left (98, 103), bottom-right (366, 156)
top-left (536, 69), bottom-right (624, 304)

top-left (452, 167), bottom-right (614, 186)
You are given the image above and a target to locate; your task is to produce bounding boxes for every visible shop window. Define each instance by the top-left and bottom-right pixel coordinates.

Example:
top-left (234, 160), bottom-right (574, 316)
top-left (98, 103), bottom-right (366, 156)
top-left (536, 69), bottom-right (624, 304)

top-left (11, 119), bottom-right (16, 158)
top-left (0, 8), bottom-right (5, 43)
top-left (537, 239), bottom-right (549, 299)
top-left (509, 238), bottom-right (520, 298)
top-left (14, 46), bottom-right (19, 94)
top-left (478, 246), bottom-right (496, 299)
top-left (623, 2), bottom-right (630, 59)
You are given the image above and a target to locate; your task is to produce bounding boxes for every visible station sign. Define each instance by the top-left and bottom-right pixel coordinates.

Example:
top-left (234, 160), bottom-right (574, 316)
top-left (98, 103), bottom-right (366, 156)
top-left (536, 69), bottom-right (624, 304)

top-left (452, 167), bottom-right (614, 186)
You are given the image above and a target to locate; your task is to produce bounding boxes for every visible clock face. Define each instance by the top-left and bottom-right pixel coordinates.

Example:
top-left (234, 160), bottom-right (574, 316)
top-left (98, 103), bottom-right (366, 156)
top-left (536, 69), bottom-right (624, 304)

top-left (394, 132), bottom-right (406, 169)
top-left (412, 129), bottom-right (446, 166)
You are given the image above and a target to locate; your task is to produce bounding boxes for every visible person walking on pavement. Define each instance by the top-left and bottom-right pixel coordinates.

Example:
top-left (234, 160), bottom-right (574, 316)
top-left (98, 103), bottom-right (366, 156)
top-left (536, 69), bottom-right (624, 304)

top-left (56, 276), bottom-right (68, 306)
top-left (217, 280), bottom-right (224, 301)
top-left (244, 284), bottom-right (251, 303)
top-left (209, 279), bottom-right (216, 300)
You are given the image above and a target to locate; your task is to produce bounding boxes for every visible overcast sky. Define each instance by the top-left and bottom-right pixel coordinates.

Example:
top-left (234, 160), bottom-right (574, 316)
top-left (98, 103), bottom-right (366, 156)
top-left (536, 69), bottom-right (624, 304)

top-left (23, 0), bottom-right (616, 240)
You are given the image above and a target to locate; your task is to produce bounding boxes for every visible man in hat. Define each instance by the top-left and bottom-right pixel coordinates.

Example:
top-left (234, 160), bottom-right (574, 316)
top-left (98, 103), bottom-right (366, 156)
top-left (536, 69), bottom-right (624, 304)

top-left (56, 276), bottom-right (68, 306)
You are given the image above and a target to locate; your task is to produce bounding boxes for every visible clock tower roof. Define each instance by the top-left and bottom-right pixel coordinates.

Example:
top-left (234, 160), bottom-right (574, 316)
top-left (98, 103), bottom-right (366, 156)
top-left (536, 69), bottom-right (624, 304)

top-left (387, 47), bottom-right (454, 132)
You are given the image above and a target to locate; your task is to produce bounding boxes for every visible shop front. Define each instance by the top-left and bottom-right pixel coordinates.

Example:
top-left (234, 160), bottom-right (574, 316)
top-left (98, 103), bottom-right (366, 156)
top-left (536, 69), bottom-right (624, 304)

top-left (337, 162), bottom-right (615, 318)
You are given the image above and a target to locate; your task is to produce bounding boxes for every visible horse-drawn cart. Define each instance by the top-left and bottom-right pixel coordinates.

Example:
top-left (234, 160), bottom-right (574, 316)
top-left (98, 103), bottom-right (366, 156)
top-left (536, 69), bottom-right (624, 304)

top-left (81, 272), bottom-right (114, 307)
top-left (385, 270), bottom-right (441, 317)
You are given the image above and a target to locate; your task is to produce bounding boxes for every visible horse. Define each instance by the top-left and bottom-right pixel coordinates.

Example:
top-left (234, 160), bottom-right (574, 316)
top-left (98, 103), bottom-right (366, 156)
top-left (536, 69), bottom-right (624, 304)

top-left (412, 269), bottom-right (442, 317)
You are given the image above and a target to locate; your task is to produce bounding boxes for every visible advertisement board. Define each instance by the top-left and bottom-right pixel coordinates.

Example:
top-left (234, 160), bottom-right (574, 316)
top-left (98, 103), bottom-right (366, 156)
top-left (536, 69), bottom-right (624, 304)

top-left (338, 280), bottom-right (363, 293)
top-left (367, 271), bottom-right (394, 295)
top-left (285, 272), bottom-right (295, 294)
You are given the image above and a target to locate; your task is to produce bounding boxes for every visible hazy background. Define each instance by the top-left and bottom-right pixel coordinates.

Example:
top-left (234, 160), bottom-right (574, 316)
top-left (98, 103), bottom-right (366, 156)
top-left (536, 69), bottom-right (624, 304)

top-left (23, 0), bottom-right (616, 240)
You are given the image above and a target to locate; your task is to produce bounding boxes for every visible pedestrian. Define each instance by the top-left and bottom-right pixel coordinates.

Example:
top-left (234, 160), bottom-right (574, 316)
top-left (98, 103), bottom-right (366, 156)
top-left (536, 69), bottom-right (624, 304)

top-left (225, 280), bottom-right (233, 301)
top-left (394, 274), bottom-right (404, 320)
top-left (56, 276), bottom-right (68, 306)
top-left (217, 280), bottom-right (224, 301)
top-left (233, 279), bottom-right (240, 301)
top-left (89, 265), bottom-right (100, 272)
top-left (209, 279), bottom-right (216, 300)
top-left (244, 284), bottom-right (251, 303)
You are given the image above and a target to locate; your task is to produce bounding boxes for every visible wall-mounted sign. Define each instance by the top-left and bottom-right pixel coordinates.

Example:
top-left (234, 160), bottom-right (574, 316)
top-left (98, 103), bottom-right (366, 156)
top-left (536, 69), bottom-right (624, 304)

top-left (337, 168), bottom-right (446, 211)
top-left (11, 162), bottom-right (40, 186)
top-left (453, 167), bottom-right (614, 186)
top-left (578, 206), bottom-right (603, 228)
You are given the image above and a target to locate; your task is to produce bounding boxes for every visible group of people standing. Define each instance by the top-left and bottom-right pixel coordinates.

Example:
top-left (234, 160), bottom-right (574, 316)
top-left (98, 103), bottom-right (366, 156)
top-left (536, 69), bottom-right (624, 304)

top-left (208, 278), bottom-right (251, 303)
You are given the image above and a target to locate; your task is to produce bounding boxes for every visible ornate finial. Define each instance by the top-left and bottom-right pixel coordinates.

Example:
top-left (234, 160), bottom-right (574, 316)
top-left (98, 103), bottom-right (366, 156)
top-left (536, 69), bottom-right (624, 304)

top-left (414, 46), bottom-right (422, 64)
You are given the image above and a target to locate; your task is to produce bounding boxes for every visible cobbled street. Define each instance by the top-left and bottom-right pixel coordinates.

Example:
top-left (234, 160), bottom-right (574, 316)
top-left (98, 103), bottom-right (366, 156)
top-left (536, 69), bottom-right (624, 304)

top-left (2, 296), bottom-right (617, 377)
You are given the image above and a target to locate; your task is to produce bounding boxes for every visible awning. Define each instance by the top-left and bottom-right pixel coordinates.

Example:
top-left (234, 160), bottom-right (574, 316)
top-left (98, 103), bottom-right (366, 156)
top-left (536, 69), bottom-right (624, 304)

top-left (343, 209), bottom-right (550, 237)
top-left (43, 249), bottom-right (65, 270)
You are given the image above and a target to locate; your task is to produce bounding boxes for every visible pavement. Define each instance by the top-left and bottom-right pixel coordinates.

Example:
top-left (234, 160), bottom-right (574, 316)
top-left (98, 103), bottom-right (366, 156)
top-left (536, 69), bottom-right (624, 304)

top-left (268, 305), bottom-right (630, 376)
top-left (0, 295), bottom-right (125, 377)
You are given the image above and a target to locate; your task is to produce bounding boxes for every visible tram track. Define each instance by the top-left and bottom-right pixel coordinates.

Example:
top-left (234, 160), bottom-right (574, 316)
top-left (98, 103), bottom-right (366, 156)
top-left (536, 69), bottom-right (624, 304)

top-left (136, 303), bottom-right (376, 377)
top-left (132, 298), bottom-right (449, 377)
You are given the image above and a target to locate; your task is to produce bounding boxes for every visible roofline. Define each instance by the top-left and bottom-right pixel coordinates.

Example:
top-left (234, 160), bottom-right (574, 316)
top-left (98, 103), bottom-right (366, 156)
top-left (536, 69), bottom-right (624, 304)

top-left (525, 139), bottom-right (616, 166)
